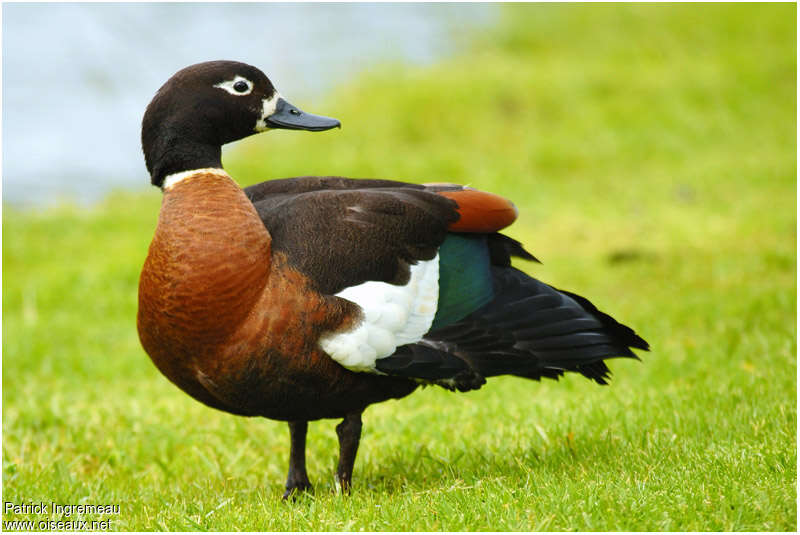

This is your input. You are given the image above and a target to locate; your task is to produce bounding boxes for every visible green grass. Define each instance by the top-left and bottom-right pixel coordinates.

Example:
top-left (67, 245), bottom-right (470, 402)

top-left (3, 4), bottom-right (796, 531)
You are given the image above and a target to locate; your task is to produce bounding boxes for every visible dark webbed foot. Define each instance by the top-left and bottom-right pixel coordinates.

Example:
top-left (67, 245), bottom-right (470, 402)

top-left (283, 421), bottom-right (313, 500)
top-left (282, 478), bottom-right (313, 500)
top-left (335, 411), bottom-right (363, 494)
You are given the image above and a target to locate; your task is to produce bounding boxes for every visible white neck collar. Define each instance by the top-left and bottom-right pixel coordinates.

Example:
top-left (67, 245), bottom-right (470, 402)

top-left (162, 168), bottom-right (228, 191)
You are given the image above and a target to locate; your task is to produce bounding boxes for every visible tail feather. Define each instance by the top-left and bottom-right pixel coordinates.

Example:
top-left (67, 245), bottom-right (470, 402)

top-left (375, 265), bottom-right (649, 390)
top-left (516, 331), bottom-right (625, 352)
top-left (490, 303), bottom-right (591, 330)
top-left (558, 289), bottom-right (650, 352)
top-left (514, 317), bottom-right (608, 339)
top-left (487, 233), bottom-right (540, 265)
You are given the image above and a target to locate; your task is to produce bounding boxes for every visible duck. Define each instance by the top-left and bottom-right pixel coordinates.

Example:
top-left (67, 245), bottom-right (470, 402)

top-left (138, 60), bottom-right (649, 498)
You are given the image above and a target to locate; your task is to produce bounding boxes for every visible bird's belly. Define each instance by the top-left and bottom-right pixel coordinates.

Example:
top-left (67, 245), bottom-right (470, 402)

top-left (188, 348), bottom-right (419, 421)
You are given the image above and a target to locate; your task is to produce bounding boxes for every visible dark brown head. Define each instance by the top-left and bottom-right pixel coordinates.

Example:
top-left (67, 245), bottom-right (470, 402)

top-left (141, 60), bottom-right (340, 188)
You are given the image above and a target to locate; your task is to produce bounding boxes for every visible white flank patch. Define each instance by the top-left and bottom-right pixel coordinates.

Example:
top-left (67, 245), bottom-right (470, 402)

top-left (213, 75), bottom-right (254, 96)
top-left (255, 92), bottom-right (282, 132)
top-left (319, 255), bottom-right (440, 373)
top-left (162, 167), bottom-right (228, 191)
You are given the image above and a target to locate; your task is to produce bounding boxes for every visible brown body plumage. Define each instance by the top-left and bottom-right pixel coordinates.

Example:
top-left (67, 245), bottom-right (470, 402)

top-left (138, 171), bottom-right (418, 421)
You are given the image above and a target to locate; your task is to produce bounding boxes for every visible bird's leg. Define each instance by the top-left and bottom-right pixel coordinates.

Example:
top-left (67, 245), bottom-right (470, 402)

top-left (283, 420), bottom-right (312, 500)
top-left (335, 411), bottom-right (363, 494)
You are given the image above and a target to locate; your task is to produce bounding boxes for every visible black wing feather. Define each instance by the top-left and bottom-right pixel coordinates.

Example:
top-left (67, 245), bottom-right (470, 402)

top-left (376, 266), bottom-right (648, 389)
top-left (245, 176), bottom-right (459, 294)
top-left (244, 176), bottom-right (647, 389)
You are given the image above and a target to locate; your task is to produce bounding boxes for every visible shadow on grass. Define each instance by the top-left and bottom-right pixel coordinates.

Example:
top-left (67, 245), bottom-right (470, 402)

top-left (357, 436), bottom-right (621, 495)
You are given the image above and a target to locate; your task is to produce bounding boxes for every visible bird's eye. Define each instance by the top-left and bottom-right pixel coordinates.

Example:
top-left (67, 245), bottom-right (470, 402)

top-left (214, 77), bottom-right (253, 96)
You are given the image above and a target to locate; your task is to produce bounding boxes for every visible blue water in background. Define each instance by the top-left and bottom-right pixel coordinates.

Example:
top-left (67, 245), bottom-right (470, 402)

top-left (2, 3), bottom-right (494, 206)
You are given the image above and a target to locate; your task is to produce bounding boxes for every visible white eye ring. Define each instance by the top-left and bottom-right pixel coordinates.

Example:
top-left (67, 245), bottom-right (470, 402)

top-left (214, 76), bottom-right (253, 96)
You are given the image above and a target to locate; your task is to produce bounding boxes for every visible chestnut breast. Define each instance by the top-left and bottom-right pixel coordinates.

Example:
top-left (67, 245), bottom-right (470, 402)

top-left (137, 171), bottom-right (416, 419)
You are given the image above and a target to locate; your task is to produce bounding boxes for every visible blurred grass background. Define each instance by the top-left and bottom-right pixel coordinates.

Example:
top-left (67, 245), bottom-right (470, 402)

top-left (3, 3), bottom-right (796, 531)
